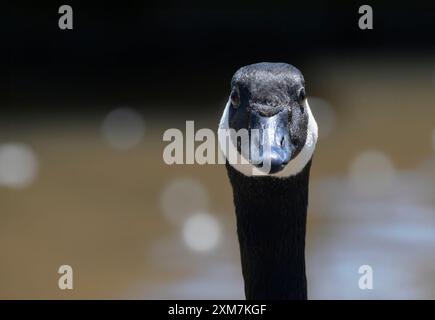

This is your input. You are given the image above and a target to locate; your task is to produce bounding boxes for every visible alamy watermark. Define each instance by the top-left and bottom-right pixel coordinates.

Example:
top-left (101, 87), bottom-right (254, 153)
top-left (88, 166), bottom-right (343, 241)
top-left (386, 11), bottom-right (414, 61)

top-left (58, 5), bottom-right (73, 30)
top-left (58, 265), bottom-right (73, 290)
top-left (358, 265), bottom-right (374, 290)
top-left (163, 121), bottom-right (275, 175)
top-left (358, 5), bottom-right (373, 30)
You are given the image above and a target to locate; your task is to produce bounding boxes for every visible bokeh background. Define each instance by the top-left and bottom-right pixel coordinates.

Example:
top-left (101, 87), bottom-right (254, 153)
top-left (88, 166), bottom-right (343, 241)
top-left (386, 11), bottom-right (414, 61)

top-left (2, 1), bottom-right (435, 299)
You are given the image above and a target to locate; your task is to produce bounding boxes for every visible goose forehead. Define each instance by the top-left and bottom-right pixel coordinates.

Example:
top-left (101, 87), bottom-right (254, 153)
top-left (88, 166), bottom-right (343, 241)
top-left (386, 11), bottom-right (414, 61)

top-left (233, 73), bottom-right (303, 93)
top-left (232, 63), bottom-right (304, 89)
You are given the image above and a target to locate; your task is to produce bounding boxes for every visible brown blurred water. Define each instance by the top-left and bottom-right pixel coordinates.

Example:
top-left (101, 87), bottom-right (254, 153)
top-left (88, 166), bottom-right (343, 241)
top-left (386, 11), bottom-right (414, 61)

top-left (1, 56), bottom-right (435, 299)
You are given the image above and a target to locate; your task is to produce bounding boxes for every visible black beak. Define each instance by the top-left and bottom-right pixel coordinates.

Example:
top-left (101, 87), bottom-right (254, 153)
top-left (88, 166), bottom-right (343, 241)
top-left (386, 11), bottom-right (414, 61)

top-left (249, 109), bottom-right (293, 174)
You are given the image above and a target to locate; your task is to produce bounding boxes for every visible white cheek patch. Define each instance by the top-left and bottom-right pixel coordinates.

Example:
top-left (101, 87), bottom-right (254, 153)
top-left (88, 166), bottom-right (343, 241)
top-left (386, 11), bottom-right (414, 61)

top-left (218, 99), bottom-right (318, 177)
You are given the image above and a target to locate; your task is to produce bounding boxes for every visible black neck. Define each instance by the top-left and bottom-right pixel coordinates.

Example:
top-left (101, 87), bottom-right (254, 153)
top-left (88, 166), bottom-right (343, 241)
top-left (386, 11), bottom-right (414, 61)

top-left (226, 161), bottom-right (311, 300)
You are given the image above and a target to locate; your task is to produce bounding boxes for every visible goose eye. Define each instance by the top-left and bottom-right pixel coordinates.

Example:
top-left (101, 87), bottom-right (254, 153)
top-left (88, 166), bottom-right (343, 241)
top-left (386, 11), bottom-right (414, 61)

top-left (230, 89), bottom-right (240, 108)
top-left (298, 88), bottom-right (306, 102)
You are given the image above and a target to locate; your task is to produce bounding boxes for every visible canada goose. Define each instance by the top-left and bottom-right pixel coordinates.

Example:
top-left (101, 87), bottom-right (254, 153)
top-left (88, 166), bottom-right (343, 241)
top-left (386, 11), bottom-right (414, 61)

top-left (218, 62), bottom-right (318, 299)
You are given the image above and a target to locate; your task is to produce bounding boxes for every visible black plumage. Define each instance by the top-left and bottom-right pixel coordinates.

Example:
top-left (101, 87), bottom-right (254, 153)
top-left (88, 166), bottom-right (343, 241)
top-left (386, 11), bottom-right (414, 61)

top-left (226, 161), bottom-right (311, 300)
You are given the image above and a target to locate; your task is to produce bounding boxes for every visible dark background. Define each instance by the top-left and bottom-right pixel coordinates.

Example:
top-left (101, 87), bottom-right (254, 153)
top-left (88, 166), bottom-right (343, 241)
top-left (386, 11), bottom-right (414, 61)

top-left (5, 1), bottom-right (435, 113)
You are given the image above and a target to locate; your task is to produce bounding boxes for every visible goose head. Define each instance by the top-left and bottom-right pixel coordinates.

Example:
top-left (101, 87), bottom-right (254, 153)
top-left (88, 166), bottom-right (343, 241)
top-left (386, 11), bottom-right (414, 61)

top-left (219, 62), bottom-right (318, 177)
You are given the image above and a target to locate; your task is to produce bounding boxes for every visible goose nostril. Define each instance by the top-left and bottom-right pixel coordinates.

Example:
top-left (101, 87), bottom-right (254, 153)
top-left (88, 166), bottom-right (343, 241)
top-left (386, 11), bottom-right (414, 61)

top-left (280, 137), bottom-right (285, 148)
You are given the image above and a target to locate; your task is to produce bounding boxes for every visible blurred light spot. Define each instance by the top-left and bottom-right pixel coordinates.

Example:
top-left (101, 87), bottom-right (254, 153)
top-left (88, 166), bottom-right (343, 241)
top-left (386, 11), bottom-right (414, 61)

top-left (161, 178), bottom-right (208, 224)
top-left (349, 150), bottom-right (396, 197)
top-left (101, 107), bottom-right (145, 150)
top-left (182, 213), bottom-right (221, 252)
top-left (308, 97), bottom-right (336, 139)
top-left (0, 143), bottom-right (38, 189)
